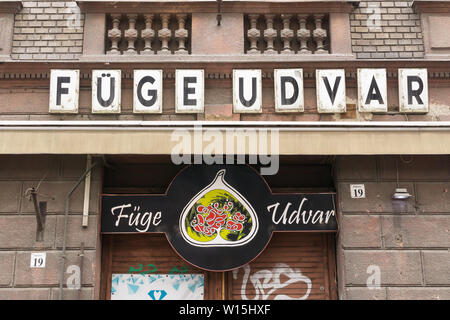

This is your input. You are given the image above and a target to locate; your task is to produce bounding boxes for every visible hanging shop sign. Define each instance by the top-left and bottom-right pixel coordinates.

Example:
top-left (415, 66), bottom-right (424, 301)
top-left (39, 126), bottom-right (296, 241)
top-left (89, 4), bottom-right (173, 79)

top-left (101, 165), bottom-right (337, 271)
top-left (49, 68), bottom-right (429, 115)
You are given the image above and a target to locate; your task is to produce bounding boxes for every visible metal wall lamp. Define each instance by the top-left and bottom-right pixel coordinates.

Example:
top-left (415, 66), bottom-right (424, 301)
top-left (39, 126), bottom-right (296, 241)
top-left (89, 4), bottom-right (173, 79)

top-left (392, 188), bottom-right (412, 200)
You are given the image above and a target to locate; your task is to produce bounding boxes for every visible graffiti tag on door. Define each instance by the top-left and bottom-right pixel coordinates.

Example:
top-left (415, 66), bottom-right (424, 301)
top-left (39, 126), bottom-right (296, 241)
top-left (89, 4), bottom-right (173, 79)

top-left (127, 263), bottom-right (189, 275)
top-left (232, 263), bottom-right (312, 300)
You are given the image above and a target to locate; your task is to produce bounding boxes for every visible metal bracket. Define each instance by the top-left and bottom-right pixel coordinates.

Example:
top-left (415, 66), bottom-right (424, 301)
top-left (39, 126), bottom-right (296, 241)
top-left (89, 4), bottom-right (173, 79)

top-left (30, 187), bottom-right (47, 242)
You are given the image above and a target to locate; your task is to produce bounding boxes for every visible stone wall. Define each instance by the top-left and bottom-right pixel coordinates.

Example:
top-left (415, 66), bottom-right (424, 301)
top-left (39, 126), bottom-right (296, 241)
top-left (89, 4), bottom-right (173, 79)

top-left (336, 155), bottom-right (450, 299)
top-left (0, 155), bottom-right (101, 299)
top-left (1, 154), bottom-right (449, 300)
top-left (11, 1), bottom-right (84, 60)
top-left (350, 0), bottom-right (425, 58)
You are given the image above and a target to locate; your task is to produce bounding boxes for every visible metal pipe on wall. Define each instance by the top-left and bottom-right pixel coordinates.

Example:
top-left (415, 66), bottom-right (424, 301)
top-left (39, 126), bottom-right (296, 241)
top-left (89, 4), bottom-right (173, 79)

top-left (82, 155), bottom-right (92, 227)
top-left (58, 156), bottom-right (98, 300)
top-left (78, 242), bottom-right (85, 300)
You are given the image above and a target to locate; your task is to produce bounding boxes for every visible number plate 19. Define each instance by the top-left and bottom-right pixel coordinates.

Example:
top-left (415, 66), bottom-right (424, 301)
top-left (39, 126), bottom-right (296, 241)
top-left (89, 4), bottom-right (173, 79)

top-left (350, 184), bottom-right (366, 199)
top-left (30, 252), bottom-right (46, 268)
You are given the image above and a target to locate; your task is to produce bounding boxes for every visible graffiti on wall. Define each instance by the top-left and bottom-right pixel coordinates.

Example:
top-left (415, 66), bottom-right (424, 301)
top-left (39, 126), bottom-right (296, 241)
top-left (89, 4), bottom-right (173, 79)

top-left (111, 274), bottom-right (204, 300)
top-left (127, 263), bottom-right (189, 275)
top-left (232, 263), bottom-right (312, 300)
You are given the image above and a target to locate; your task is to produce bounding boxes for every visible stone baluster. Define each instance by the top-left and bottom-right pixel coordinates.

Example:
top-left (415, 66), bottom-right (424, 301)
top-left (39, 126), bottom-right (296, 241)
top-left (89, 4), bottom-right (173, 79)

top-left (107, 14), bottom-right (122, 55)
top-left (124, 14), bottom-right (138, 55)
top-left (313, 14), bottom-right (328, 54)
top-left (297, 14), bottom-right (311, 54)
top-left (280, 14), bottom-right (293, 54)
top-left (263, 14), bottom-right (277, 54)
top-left (158, 14), bottom-right (172, 55)
top-left (141, 14), bottom-right (155, 55)
top-left (175, 14), bottom-right (188, 54)
top-left (247, 14), bottom-right (260, 54)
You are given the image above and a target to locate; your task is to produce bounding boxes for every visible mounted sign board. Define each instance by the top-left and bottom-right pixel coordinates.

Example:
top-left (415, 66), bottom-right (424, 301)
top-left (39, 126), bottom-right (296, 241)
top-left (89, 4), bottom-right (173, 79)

top-left (350, 184), bottom-right (366, 199)
top-left (101, 165), bottom-right (337, 271)
top-left (175, 69), bottom-right (204, 113)
top-left (30, 252), bottom-right (46, 268)
top-left (133, 70), bottom-right (163, 113)
top-left (274, 68), bottom-right (304, 113)
top-left (398, 68), bottom-right (429, 113)
top-left (92, 70), bottom-right (121, 113)
top-left (357, 68), bottom-right (387, 113)
top-left (233, 69), bottom-right (262, 113)
top-left (49, 69), bottom-right (79, 113)
top-left (48, 68), bottom-right (429, 115)
top-left (316, 69), bottom-right (346, 113)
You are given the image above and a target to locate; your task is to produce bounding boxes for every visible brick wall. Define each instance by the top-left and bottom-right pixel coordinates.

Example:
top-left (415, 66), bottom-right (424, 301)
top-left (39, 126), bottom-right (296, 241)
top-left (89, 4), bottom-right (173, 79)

top-left (11, 1), bottom-right (84, 60)
top-left (0, 155), bottom-right (101, 299)
top-left (336, 155), bottom-right (450, 299)
top-left (350, 1), bottom-right (425, 58)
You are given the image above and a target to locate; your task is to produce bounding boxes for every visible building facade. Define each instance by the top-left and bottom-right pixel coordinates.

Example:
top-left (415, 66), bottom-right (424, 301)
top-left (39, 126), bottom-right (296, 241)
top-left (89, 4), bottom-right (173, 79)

top-left (0, 0), bottom-right (449, 300)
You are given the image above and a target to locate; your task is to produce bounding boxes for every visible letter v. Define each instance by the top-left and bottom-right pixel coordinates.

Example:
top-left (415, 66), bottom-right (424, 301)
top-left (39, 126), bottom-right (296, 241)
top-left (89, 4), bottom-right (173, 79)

top-left (323, 76), bottom-right (341, 105)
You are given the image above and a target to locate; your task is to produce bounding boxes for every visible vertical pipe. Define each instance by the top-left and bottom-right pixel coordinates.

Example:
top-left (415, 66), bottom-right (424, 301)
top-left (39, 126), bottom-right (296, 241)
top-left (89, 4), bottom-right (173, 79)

top-left (78, 242), bottom-right (85, 300)
top-left (82, 155), bottom-right (92, 227)
top-left (59, 160), bottom-right (98, 300)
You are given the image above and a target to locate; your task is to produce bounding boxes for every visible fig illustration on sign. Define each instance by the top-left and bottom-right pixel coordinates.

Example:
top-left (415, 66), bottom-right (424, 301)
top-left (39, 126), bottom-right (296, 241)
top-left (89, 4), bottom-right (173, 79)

top-left (101, 165), bottom-right (337, 271)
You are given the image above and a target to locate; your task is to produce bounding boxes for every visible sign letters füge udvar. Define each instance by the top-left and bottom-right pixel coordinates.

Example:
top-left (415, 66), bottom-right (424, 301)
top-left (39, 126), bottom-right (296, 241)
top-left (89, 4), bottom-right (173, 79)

top-left (49, 68), bottom-right (429, 114)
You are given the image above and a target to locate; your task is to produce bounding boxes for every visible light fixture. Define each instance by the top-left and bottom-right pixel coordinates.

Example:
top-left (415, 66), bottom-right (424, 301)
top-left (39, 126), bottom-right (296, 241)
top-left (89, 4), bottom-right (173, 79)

top-left (391, 158), bottom-right (412, 214)
top-left (392, 188), bottom-right (412, 200)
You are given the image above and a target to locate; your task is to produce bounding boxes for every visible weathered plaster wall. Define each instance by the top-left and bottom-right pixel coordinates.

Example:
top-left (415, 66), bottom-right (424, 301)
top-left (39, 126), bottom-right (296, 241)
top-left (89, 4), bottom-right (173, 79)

top-left (336, 155), bottom-right (450, 299)
top-left (0, 155), bottom-right (101, 299)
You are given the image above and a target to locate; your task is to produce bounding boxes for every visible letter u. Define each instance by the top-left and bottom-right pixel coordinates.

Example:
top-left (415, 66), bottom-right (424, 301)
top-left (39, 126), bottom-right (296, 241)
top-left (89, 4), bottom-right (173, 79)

top-left (97, 76), bottom-right (116, 107)
top-left (239, 77), bottom-right (257, 107)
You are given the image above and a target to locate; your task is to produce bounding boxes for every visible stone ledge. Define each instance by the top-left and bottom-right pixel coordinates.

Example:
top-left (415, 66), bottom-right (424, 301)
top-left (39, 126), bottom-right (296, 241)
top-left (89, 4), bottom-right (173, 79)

top-left (0, 1), bottom-right (23, 13)
top-left (413, 0), bottom-right (450, 13)
top-left (77, 0), bottom-right (359, 14)
top-left (387, 287), bottom-right (450, 300)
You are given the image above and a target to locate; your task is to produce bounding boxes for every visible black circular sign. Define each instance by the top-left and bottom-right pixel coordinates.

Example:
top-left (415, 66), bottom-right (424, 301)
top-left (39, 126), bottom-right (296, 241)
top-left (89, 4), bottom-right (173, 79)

top-left (101, 164), bottom-right (337, 271)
